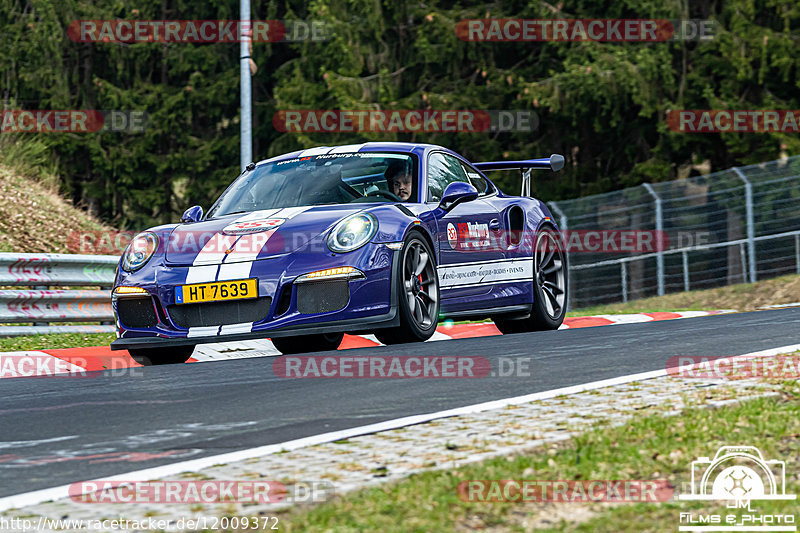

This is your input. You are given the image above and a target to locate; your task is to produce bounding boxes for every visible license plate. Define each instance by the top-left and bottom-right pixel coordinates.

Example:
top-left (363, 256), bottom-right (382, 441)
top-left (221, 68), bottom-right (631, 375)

top-left (175, 279), bottom-right (258, 304)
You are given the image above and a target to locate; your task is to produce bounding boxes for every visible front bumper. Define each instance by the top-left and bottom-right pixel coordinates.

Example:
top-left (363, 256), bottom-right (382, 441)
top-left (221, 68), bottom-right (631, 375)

top-left (110, 243), bottom-right (399, 351)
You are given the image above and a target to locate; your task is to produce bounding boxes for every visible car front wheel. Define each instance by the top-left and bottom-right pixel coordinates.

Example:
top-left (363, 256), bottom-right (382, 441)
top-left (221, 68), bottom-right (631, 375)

top-left (375, 233), bottom-right (440, 344)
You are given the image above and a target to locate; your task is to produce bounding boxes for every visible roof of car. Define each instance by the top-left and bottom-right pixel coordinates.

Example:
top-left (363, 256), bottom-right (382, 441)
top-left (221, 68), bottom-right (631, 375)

top-left (256, 142), bottom-right (462, 166)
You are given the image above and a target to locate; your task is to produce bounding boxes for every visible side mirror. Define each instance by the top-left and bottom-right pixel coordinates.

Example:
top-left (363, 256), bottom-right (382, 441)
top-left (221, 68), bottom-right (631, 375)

top-left (439, 182), bottom-right (479, 211)
top-left (181, 205), bottom-right (204, 223)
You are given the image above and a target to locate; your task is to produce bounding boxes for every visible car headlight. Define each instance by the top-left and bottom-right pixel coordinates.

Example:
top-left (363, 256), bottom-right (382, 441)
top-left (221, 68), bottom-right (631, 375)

top-left (121, 232), bottom-right (158, 272)
top-left (327, 213), bottom-right (378, 253)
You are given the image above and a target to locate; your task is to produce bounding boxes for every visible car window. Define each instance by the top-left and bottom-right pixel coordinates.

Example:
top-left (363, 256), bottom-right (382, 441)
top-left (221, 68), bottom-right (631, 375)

top-left (207, 153), bottom-right (416, 217)
top-left (461, 162), bottom-right (490, 195)
top-left (427, 152), bottom-right (470, 202)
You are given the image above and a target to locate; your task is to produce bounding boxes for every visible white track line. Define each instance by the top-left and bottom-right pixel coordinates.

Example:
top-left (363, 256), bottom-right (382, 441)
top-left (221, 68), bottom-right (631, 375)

top-left (1, 343), bottom-right (798, 512)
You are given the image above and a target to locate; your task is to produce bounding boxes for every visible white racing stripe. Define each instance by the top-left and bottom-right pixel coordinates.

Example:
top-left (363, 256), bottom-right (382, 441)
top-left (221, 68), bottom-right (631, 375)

top-left (222, 232), bottom-right (275, 264)
top-left (178, 207), bottom-right (314, 336)
top-left (327, 143), bottom-right (366, 154)
top-left (299, 146), bottom-right (333, 157)
top-left (187, 326), bottom-right (219, 338)
top-left (4, 343), bottom-right (797, 513)
top-left (185, 209), bottom-right (279, 272)
top-left (230, 208), bottom-right (281, 222)
top-left (216, 261), bottom-right (253, 281)
top-left (184, 265), bottom-right (219, 284)
top-left (220, 207), bottom-right (312, 265)
top-left (193, 233), bottom-right (238, 266)
top-left (219, 322), bottom-right (254, 335)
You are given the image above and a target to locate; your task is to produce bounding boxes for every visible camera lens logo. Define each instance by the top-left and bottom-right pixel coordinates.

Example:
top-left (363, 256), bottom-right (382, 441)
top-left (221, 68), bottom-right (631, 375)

top-left (713, 466), bottom-right (761, 499)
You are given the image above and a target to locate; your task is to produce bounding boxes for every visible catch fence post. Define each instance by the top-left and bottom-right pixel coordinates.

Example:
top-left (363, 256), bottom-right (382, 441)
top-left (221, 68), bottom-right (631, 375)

top-left (621, 262), bottom-right (628, 302)
top-left (641, 184), bottom-right (664, 296)
top-left (682, 251), bottom-right (689, 292)
top-left (732, 167), bottom-right (756, 282)
top-left (795, 234), bottom-right (800, 275)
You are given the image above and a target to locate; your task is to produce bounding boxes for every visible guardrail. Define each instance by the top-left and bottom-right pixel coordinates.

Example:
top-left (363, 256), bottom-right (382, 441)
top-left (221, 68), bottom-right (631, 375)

top-left (0, 253), bottom-right (118, 337)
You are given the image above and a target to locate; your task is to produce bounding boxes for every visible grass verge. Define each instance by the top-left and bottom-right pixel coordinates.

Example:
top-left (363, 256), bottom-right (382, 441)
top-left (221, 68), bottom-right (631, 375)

top-left (274, 381), bottom-right (800, 532)
top-left (0, 332), bottom-right (115, 351)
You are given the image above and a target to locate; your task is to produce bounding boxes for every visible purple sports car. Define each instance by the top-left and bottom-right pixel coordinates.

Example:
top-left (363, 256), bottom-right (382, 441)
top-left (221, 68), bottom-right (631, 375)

top-left (111, 142), bottom-right (567, 364)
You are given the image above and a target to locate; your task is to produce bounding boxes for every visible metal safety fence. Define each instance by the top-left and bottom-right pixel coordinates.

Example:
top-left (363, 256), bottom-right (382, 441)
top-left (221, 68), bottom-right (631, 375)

top-left (0, 253), bottom-right (118, 336)
top-left (549, 155), bottom-right (800, 309)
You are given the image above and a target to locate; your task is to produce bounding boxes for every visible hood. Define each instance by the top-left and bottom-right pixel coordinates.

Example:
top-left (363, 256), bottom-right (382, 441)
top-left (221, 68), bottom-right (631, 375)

top-left (164, 204), bottom-right (370, 266)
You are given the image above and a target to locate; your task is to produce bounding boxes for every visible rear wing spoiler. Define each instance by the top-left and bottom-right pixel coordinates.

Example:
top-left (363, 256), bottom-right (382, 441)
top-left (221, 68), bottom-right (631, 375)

top-left (473, 154), bottom-right (565, 196)
top-left (473, 154), bottom-right (565, 172)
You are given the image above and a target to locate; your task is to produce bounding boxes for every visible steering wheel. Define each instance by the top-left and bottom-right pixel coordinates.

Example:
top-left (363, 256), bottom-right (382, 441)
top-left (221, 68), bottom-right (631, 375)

top-left (365, 189), bottom-right (403, 202)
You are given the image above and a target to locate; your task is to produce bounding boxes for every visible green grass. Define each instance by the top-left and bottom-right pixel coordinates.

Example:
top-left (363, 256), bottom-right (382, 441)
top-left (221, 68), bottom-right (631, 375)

top-left (273, 381), bottom-right (800, 532)
top-left (0, 332), bottom-right (115, 351)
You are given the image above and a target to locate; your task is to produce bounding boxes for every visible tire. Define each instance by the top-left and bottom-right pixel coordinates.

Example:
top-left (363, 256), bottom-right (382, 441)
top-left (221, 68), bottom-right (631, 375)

top-left (494, 225), bottom-right (568, 334)
top-left (271, 332), bottom-right (344, 355)
top-left (129, 345), bottom-right (196, 366)
top-left (375, 233), bottom-right (440, 344)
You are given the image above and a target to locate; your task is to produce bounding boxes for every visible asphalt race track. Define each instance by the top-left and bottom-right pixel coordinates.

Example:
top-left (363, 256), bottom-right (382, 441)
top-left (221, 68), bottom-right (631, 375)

top-left (1, 308), bottom-right (799, 499)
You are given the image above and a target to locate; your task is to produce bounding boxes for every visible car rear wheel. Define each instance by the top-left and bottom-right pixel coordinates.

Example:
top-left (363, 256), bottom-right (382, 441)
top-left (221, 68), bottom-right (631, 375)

top-left (494, 225), bottom-right (567, 334)
top-left (129, 345), bottom-right (196, 366)
top-left (375, 233), bottom-right (440, 344)
top-left (270, 333), bottom-right (344, 355)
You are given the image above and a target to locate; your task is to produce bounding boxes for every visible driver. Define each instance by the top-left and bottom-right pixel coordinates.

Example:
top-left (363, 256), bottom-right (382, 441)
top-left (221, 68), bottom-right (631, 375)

top-left (385, 163), bottom-right (413, 202)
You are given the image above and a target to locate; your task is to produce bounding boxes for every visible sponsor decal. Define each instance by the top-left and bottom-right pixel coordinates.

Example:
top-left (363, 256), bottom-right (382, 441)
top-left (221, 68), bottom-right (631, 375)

top-left (438, 259), bottom-right (533, 289)
top-left (446, 223), bottom-right (458, 248)
top-left (678, 446), bottom-right (796, 531)
top-left (447, 222), bottom-right (458, 249)
top-left (222, 218), bottom-right (286, 235)
top-left (457, 222), bottom-right (491, 249)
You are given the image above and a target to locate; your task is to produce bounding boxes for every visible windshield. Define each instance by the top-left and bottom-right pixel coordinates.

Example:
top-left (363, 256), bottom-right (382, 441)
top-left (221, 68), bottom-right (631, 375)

top-left (207, 152), bottom-right (417, 218)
